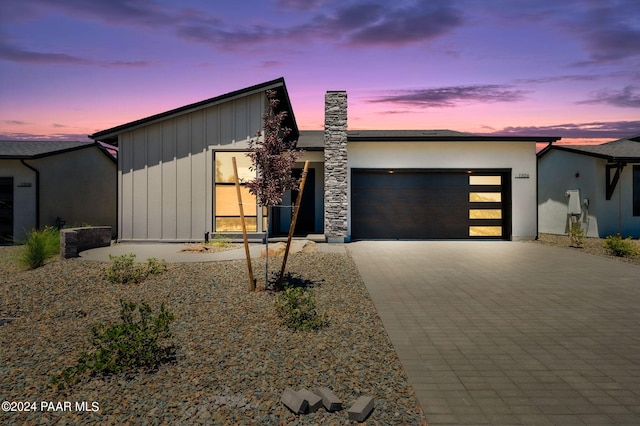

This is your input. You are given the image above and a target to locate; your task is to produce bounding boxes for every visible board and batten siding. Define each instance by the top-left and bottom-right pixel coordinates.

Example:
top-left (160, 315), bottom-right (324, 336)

top-left (118, 93), bottom-right (265, 241)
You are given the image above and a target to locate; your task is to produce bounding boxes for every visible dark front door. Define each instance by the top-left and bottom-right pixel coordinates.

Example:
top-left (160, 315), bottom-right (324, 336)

top-left (272, 168), bottom-right (316, 237)
top-left (0, 177), bottom-right (14, 243)
top-left (292, 168), bottom-right (315, 236)
top-left (351, 169), bottom-right (509, 240)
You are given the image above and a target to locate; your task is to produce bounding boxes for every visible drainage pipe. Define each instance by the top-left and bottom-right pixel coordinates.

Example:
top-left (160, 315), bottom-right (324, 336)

top-left (20, 159), bottom-right (40, 230)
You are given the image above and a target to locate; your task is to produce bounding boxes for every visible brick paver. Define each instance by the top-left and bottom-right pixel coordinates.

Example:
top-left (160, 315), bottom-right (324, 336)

top-left (348, 241), bottom-right (640, 425)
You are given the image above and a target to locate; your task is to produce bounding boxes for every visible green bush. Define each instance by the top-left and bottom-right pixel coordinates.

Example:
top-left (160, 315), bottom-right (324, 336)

top-left (208, 233), bottom-right (232, 248)
top-left (274, 285), bottom-right (327, 331)
top-left (19, 226), bottom-right (60, 269)
top-left (51, 300), bottom-right (175, 389)
top-left (106, 254), bottom-right (167, 284)
top-left (604, 234), bottom-right (638, 257)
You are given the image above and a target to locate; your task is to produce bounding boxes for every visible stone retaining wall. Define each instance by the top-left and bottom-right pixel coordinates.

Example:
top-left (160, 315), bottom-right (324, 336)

top-left (60, 226), bottom-right (112, 259)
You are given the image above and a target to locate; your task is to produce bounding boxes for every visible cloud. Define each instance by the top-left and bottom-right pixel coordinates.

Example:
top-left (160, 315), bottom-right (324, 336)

top-left (0, 40), bottom-right (152, 67)
top-left (276, 0), bottom-right (328, 10)
top-left (0, 41), bottom-right (92, 65)
top-left (3, 120), bottom-right (28, 125)
top-left (369, 84), bottom-right (528, 108)
top-left (565, 0), bottom-right (640, 64)
top-left (336, 1), bottom-right (462, 46)
top-left (513, 74), bottom-right (603, 85)
top-left (578, 86), bottom-right (640, 108)
top-left (481, 120), bottom-right (640, 139)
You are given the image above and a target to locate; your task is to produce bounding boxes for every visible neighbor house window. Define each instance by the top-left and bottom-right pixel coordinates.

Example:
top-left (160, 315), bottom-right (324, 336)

top-left (634, 166), bottom-right (640, 216)
top-left (214, 152), bottom-right (265, 232)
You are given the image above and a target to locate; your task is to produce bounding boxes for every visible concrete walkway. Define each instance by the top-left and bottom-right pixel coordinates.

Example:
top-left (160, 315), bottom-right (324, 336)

top-left (347, 241), bottom-right (640, 425)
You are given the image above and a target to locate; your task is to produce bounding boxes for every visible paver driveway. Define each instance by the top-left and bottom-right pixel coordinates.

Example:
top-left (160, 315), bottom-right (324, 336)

top-left (347, 241), bottom-right (640, 425)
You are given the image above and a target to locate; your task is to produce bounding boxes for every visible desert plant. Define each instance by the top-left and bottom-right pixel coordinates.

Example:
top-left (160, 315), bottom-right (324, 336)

top-left (51, 300), bottom-right (175, 389)
top-left (569, 221), bottom-right (585, 247)
top-left (19, 226), bottom-right (60, 269)
top-left (274, 285), bottom-right (326, 331)
top-left (106, 254), bottom-right (167, 284)
top-left (604, 234), bottom-right (638, 257)
top-left (208, 233), bottom-right (231, 248)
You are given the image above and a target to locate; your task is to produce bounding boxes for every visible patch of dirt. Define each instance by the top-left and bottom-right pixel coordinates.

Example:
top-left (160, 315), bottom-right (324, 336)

top-left (533, 233), bottom-right (640, 267)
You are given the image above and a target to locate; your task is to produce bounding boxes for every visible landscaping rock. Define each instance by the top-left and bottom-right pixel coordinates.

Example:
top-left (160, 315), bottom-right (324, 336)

top-left (316, 387), bottom-right (342, 412)
top-left (260, 240), bottom-right (317, 257)
top-left (281, 388), bottom-right (308, 414)
top-left (348, 396), bottom-right (375, 422)
top-left (297, 388), bottom-right (322, 413)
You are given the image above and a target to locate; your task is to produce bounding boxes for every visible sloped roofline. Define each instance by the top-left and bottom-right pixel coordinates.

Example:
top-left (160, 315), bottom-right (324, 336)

top-left (89, 77), bottom-right (297, 144)
top-left (537, 141), bottom-right (640, 163)
top-left (0, 140), bottom-right (114, 161)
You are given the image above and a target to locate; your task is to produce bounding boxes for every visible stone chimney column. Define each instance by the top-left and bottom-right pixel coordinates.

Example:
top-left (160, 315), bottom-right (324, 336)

top-left (324, 91), bottom-right (348, 243)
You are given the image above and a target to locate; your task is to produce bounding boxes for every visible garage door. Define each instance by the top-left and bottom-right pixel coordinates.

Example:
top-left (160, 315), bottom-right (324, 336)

top-left (351, 169), bottom-right (510, 240)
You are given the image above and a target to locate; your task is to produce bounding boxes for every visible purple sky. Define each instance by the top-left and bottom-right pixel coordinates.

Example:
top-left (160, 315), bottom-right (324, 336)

top-left (1, 0), bottom-right (639, 144)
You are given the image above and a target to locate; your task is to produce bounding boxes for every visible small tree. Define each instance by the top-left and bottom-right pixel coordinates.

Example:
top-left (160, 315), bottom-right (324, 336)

top-left (245, 90), bottom-right (302, 289)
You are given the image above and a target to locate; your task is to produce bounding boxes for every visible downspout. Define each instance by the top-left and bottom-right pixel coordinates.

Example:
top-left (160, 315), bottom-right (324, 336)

top-left (20, 159), bottom-right (40, 229)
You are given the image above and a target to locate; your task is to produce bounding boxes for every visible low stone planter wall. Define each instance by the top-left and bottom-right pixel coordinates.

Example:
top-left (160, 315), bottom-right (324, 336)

top-left (60, 226), bottom-right (112, 259)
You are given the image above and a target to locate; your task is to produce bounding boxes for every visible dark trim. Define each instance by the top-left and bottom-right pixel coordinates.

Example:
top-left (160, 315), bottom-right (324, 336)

top-left (349, 135), bottom-right (560, 143)
top-left (20, 159), bottom-right (39, 230)
top-left (606, 162), bottom-right (626, 200)
top-left (538, 144), bottom-right (640, 163)
top-left (89, 77), bottom-right (296, 143)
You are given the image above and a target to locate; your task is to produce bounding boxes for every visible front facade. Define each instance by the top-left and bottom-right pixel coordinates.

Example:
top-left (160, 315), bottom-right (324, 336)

top-left (0, 141), bottom-right (116, 243)
top-left (538, 136), bottom-right (640, 238)
top-left (91, 78), bottom-right (558, 243)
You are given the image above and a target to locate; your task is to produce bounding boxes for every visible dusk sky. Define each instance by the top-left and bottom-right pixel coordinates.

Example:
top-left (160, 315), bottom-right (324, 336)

top-left (1, 0), bottom-right (639, 144)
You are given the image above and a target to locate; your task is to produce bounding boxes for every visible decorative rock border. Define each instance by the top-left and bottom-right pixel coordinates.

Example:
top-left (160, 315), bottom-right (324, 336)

top-left (281, 387), bottom-right (374, 422)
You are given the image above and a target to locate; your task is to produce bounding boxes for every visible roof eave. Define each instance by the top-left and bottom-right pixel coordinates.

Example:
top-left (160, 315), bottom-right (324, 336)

top-left (348, 135), bottom-right (561, 143)
top-left (90, 77), bottom-right (291, 142)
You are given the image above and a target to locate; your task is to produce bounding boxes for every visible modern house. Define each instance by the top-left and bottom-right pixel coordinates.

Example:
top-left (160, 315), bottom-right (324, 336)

top-left (0, 140), bottom-right (117, 243)
top-left (90, 77), bottom-right (560, 243)
top-left (538, 135), bottom-right (640, 238)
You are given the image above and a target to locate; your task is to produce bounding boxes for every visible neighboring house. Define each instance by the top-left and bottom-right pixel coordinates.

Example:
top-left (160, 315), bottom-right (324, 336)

top-left (0, 140), bottom-right (117, 243)
top-left (538, 135), bottom-right (640, 238)
top-left (90, 77), bottom-right (559, 243)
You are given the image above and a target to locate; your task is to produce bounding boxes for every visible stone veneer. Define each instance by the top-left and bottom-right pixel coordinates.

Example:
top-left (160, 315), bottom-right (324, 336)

top-left (60, 226), bottom-right (112, 258)
top-left (323, 91), bottom-right (348, 242)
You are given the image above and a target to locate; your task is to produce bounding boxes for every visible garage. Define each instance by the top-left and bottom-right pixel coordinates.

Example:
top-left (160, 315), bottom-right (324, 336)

top-left (351, 169), bottom-right (510, 240)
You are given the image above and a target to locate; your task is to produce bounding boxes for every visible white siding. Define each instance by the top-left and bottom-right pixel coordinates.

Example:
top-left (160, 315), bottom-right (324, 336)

top-left (348, 141), bottom-right (538, 240)
top-left (118, 92), bottom-right (266, 241)
top-left (539, 149), bottom-right (640, 238)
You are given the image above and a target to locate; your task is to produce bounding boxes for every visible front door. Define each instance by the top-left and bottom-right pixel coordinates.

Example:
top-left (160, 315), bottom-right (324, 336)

top-left (0, 177), bottom-right (14, 243)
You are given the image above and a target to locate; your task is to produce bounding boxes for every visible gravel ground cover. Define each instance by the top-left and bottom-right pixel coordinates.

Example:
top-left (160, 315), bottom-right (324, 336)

top-left (0, 246), bottom-right (427, 425)
top-left (533, 233), bottom-right (640, 267)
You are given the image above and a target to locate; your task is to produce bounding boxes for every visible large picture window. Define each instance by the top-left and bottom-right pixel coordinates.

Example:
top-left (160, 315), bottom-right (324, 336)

top-left (215, 152), bottom-right (265, 232)
top-left (634, 166), bottom-right (640, 217)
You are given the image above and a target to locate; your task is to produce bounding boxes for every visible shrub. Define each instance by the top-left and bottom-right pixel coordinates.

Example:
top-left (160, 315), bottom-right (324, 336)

top-left (19, 226), bottom-right (60, 269)
top-left (51, 300), bottom-right (175, 389)
top-left (106, 254), bottom-right (167, 284)
top-left (274, 285), bottom-right (326, 331)
top-left (604, 234), bottom-right (638, 257)
top-left (208, 233), bottom-right (232, 248)
top-left (569, 221), bottom-right (585, 247)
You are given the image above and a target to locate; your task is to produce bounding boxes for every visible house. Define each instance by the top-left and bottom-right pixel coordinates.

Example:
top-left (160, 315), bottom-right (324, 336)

top-left (538, 135), bottom-right (640, 238)
top-left (90, 78), bottom-right (559, 243)
top-left (0, 140), bottom-right (117, 243)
